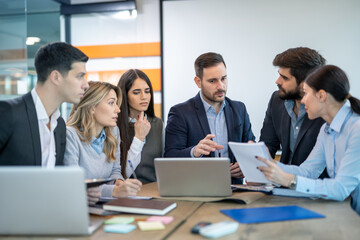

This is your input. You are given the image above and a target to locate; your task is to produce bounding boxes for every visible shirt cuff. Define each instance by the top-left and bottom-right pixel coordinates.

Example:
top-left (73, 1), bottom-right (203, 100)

top-left (190, 147), bottom-right (203, 158)
top-left (132, 136), bottom-right (145, 151)
top-left (295, 175), bottom-right (314, 194)
top-left (190, 147), bottom-right (195, 158)
top-left (190, 146), bottom-right (204, 158)
top-left (100, 184), bottom-right (115, 198)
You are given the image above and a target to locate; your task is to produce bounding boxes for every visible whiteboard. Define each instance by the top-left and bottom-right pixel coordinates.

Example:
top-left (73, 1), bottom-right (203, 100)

top-left (162, 0), bottom-right (360, 139)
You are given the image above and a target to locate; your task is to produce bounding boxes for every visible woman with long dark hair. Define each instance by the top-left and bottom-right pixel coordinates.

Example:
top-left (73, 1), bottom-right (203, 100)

top-left (118, 69), bottom-right (163, 183)
top-left (257, 65), bottom-right (360, 215)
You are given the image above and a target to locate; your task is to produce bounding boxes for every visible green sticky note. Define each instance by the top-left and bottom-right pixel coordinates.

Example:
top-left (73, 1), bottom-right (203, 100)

top-left (104, 217), bottom-right (135, 225)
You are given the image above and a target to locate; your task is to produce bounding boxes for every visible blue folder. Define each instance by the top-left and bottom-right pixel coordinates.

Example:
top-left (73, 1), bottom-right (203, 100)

top-left (221, 205), bottom-right (325, 224)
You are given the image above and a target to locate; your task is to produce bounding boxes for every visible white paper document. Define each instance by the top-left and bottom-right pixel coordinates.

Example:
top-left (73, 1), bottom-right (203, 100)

top-left (228, 142), bottom-right (271, 184)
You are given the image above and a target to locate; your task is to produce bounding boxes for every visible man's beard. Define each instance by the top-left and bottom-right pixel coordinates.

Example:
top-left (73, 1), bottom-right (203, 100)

top-left (277, 85), bottom-right (302, 100)
top-left (202, 89), bottom-right (226, 103)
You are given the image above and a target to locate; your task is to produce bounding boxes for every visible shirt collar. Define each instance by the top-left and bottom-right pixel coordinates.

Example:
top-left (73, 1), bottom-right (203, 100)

top-left (31, 88), bottom-right (61, 123)
top-left (129, 113), bottom-right (148, 123)
top-left (90, 129), bottom-right (106, 144)
top-left (129, 117), bottom-right (137, 123)
top-left (284, 99), bottom-right (306, 119)
top-left (325, 102), bottom-right (352, 134)
top-left (199, 91), bottom-right (226, 113)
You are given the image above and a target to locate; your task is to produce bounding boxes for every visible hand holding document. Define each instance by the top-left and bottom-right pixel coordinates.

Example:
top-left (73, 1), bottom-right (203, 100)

top-left (228, 142), bottom-right (271, 184)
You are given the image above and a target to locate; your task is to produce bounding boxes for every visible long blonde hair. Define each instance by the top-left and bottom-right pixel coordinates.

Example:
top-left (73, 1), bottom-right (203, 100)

top-left (67, 81), bottom-right (122, 162)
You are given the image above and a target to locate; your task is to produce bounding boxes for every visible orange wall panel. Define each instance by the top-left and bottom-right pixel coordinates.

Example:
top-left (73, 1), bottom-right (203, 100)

top-left (87, 69), bottom-right (161, 91)
top-left (154, 103), bottom-right (162, 119)
top-left (77, 42), bottom-right (160, 58)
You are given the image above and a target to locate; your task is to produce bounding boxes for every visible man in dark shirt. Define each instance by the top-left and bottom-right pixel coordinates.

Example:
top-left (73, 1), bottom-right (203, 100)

top-left (260, 47), bottom-right (326, 172)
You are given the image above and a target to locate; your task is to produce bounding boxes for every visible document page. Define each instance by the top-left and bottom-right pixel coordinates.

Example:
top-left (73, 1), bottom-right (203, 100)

top-left (228, 142), bottom-right (271, 184)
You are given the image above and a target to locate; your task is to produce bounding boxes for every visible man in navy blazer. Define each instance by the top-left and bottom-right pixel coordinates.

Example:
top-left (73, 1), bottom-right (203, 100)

top-left (165, 52), bottom-right (255, 183)
top-left (0, 42), bottom-right (89, 166)
top-left (260, 47), bottom-right (327, 176)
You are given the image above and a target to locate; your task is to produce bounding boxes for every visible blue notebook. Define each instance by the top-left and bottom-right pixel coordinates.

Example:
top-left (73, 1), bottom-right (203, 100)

top-left (221, 205), bottom-right (325, 224)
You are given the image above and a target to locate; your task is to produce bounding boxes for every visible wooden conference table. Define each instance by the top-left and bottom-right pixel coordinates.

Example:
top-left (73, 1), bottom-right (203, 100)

top-left (1, 182), bottom-right (359, 240)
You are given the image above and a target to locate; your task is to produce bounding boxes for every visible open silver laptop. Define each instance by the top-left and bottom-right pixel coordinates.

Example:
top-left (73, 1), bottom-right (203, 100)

top-left (0, 167), bottom-right (103, 235)
top-left (155, 158), bottom-right (232, 197)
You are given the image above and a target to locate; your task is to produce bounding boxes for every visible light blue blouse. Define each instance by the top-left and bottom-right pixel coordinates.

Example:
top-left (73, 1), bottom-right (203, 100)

top-left (278, 103), bottom-right (360, 215)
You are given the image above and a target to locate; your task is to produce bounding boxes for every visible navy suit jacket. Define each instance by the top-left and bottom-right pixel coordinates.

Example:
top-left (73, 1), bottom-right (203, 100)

top-left (164, 92), bottom-right (255, 164)
top-left (0, 92), bottom-right (66, 166)
top-left (260, 91), bottom-right (325, 166)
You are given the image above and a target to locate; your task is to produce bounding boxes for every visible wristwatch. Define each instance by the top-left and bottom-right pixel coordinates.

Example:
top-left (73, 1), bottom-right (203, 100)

top-left (288, 175), bottom-right (297, 190)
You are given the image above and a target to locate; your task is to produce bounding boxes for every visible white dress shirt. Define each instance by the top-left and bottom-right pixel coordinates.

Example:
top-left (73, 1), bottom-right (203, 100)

top-left (126, 117), bottom-right (145, 177)
top-left (31, 89), bottom-right (60, 168)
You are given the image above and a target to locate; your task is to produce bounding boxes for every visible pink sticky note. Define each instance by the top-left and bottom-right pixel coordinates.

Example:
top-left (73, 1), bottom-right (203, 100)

top-left (146, 216), bottom-right (174, 225)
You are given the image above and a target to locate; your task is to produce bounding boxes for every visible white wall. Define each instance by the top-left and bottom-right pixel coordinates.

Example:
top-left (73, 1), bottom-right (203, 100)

top-left (162, 0), bottom-right (360, 139)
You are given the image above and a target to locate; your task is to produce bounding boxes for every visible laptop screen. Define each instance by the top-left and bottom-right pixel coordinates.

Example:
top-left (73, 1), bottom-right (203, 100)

top-left (0, 167), bottom-right (99, 235)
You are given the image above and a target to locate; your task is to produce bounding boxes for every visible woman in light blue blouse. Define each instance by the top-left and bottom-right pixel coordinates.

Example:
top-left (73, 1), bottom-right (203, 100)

top-left (64, 81), bottom-right (142, 204)
top-left (257, 65), bottom-right (360, 215)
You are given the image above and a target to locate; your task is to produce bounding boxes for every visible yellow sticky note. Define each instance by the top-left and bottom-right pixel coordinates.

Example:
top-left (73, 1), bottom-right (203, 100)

top-left (138, 221), bottom-right (165, 231)
top-left (104, 217), bottom-right (134, 225)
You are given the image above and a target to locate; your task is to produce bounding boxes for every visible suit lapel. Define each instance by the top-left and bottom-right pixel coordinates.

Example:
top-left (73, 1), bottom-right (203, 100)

top-left (194, 93), bottom-right (211, 135)
top-left (224, 99), bottom-right (236, 163)
top-left (54, 123), bottom-right (62, 166)
top-left (23, 92), bottom-right (42, 165)
top-left (281, 110), bottom-right (291, 164)
top-left (224, 98), bottom-right (233, 141)
top-left (194, 93), bottom-right (214, 157)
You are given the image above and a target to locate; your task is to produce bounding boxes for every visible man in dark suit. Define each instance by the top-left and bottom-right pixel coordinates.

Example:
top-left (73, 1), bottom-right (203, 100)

top-left (260, 47), bottom-right (327, 172)
top-left (0, 42), bottom-right (89, 166)
top-left (164, 52), bottom-right (255, 183)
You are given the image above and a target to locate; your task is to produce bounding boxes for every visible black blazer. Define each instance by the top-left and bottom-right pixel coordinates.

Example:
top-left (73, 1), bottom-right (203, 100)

top-left (260, 91), bottom-right (325, 166)
top-left (0, 92), bottom-right (66, 166)
top-left (164, 92), bottom-right (255, 164)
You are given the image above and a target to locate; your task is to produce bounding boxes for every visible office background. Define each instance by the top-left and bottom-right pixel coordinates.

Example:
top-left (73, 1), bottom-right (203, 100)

top-left (162, 0), bottom-right (360, 138)
top-left (1, 0), bottom-right (360, 139)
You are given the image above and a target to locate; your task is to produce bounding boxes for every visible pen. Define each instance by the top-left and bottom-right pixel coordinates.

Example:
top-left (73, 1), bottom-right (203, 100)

top-left (127, 159), bottom-right (138, 179)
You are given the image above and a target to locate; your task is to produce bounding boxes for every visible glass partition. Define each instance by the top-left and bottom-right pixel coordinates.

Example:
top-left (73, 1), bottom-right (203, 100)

top-left (0, 0), bottom-right (27, 100)
top-left (0, 0), bottom-right (60, 100)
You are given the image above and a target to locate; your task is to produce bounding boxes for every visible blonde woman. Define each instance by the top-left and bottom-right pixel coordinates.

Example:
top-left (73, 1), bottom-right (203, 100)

top-left (64, 81), bottom-right (142, 204)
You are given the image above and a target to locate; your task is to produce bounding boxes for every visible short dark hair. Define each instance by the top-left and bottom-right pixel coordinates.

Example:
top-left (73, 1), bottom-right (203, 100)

top-left (273, 47), bottom-right (326, 84)
top-left (194, 52), bottom-right (226, 79)
top-left (305, 65), bottom-right (360, 114)
top-left (117, 69), bottom-right (155, 177)
top-left (34, 42), bottom-right (88, 83)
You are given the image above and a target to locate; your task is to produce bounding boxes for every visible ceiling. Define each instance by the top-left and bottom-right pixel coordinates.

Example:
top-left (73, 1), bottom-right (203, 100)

top-left (54, 0), bottom-right (127, 4)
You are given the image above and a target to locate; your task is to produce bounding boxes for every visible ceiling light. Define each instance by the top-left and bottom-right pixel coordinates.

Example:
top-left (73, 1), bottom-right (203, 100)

top-left (112, 10), bottom-right (136, 19)
top-left (26, 37), bottom-right (41, 45)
